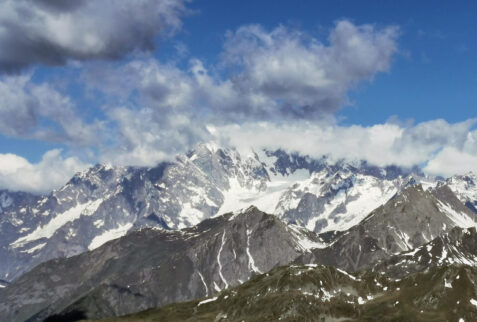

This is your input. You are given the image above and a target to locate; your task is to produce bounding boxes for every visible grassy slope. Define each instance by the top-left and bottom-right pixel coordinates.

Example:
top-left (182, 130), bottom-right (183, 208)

top-left (87, 264), bottom-right (477, 322)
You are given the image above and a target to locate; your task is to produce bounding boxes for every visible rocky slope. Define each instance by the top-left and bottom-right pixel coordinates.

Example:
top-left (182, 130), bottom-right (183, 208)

top-left (296, 184), bottom-right (477, 272)
top-left (91, 264), bottom-right (477, 322)
top-left (0, 207), bottom-right (325, 322)
top-left (1, 144), bottom-right (427, 282)
top-left (373, 226), bottom-right (477, 278)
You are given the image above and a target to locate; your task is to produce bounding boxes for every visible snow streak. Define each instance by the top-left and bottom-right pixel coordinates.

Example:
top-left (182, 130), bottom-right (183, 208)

top-left (217, 231), bottom-right (229, 288)
top-left (246, 228), bottom-right (262, 274)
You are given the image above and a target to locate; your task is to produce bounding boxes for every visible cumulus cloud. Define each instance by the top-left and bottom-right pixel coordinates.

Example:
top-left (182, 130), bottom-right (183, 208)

top-left (0, 0), bottom-right (189, 72)
top-left (77, 20), bottom-right (400, 165)
top-left (0, 73), bottom-right (101, 144)
top-left (84, 20), bottom-right (399, 121)
top-left (0, 149), bottom-right (89, 193)
top-left (220, 21), bottom-right (399, 119)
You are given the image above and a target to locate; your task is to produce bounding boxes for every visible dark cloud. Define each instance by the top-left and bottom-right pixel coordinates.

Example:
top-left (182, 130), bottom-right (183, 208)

top-left (33, 0), bottom-right (87, 12)
top-left (0, 0), bottom-right (189, 73)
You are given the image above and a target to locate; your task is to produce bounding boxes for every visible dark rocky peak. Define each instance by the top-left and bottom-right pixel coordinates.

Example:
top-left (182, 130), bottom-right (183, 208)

top-left (67, 163), bottom-right (131, 187)
top-left (263, 149), bottom-right (319, 176)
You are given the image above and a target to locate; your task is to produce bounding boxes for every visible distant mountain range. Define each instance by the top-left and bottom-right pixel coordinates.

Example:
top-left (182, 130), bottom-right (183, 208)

top-left (0, 143), bottom-right (433, 282)
top-left (1, 144), bottom-right (477, 321)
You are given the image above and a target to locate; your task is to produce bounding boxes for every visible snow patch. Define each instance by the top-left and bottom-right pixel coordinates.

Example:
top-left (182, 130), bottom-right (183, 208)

top-left (438, 201), bottom-right (477, 228)
top-left (444, 279), bottom-right (452, 288)
top-left (21, 242), bottom-right (46, 254)
top-left (197, 296), bottom-right (218, 306)
top-left (179, 202), bottom-right (204, 227)
top-left (288, 225), bottom-right (326, 251)
top-left (93, 219), bottom-right (104, 228)
top-left (336, 268), bottom-right (357, 281)
top-left (198, 271), bottom-right (208, 296)
top-left (471, 299), bottom-right (477, 307)
top-left (88, 222), bottom-right (133, 250)
top-left (12, 199), bottom-right (104, 247)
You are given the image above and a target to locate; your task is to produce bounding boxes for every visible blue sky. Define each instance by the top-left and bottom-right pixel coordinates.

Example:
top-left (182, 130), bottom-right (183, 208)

top-left (26, 1), bottom-right (477, 118)
top-left (177, 0), bottom-right (477, 124)
top-left (0, 0), bottom-right (476, 192)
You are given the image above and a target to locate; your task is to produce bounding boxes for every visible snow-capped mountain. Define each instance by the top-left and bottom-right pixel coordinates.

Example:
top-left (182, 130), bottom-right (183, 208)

top-left (0, 207), bottom-right (325, 322)
top-left (3, 181), bottom-right (477, 321)
top-left (2, 143), bottom-right (477, 284)
top-left (0, 144), bottom-right (422, 282)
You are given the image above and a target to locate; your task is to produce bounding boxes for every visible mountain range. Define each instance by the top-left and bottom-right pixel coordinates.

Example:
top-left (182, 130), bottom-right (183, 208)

top-left (0, 144), bottom-right (433, 282)
top-left (1, 144), bottom-right (477, 321)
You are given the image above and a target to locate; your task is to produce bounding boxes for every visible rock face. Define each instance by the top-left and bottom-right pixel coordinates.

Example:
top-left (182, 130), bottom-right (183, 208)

top-left (373, 226), bottom-right (477, 278)
top-left (0, 207), bottom-right (325, 322)
top-left (0, 190), bottom-right (42, 282)
top-left (296, 184), bottom-right (477, 272)
top-left (1, 144), bottom-right (428, 282)
top-left (92, 264), bottom-right (477, 322)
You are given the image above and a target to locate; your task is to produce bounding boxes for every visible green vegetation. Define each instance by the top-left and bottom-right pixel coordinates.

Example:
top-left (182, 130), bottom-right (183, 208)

top-left (89, 264), bottom-right (477, 322)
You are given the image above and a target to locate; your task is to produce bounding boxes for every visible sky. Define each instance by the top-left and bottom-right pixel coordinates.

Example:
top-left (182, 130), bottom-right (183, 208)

top-left (0, 0), bottom-right (476, 193)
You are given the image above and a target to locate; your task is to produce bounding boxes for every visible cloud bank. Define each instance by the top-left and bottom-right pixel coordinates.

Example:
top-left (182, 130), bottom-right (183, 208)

top-left (212, 119), bottom-right (477, 177)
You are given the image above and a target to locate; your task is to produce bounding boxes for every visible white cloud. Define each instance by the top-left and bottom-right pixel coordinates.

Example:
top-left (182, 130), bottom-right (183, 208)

top-left (78, 20), bottom-right (400, 166)
top-left (0, 149), bottom-right (89, 193)
top-left (425, 147), bottom-right (477, 177)
top-left (78, 20), bottom-right (477, 177)
top-left (424, 129), bottom-right (477, 177)
top-left (99, 106), bottom-right (210, 166)
top-left (213, 119), bottom-right (477, 176)
top-left (83, 20), bottom-right (399, 123)
top-left (219, 20), bottom-right (399, 119)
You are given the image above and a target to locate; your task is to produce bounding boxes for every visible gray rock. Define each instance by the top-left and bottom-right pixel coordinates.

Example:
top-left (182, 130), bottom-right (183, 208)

top-left (0, 207), bottom-right (324, 321)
